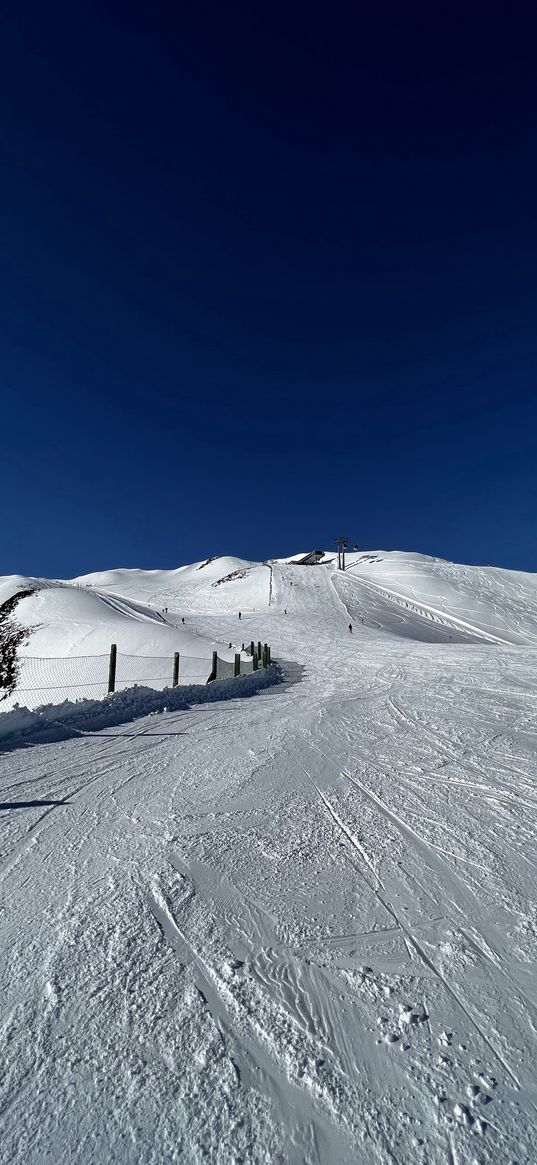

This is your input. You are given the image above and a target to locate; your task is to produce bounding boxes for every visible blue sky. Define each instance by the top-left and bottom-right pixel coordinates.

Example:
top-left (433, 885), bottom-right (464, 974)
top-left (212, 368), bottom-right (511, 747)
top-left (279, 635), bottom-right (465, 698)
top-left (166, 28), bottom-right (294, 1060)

top-left (2, 3), bottom-right (537, 576)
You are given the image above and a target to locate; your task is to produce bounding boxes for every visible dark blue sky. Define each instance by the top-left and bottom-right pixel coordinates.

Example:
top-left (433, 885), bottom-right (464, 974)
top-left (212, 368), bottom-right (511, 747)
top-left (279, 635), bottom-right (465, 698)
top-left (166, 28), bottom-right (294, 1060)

top-left (2, 2), bottom-right (536, 576)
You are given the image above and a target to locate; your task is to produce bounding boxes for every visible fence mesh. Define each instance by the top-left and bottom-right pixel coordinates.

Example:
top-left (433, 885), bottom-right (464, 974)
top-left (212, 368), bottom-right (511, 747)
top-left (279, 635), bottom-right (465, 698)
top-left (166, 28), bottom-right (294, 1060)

top-left (115, 653), bottom-right (211, 690)
top-left (0, 647), bottom-right (261, 712)
top-left (215, 656), bottom-right (235, 681)
top-left (1, 655), bottom-right (110, 711)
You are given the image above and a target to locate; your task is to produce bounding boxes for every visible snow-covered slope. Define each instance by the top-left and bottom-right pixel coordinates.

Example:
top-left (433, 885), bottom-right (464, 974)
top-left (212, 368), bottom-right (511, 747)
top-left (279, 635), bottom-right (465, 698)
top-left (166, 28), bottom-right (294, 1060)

top-left (73, 555), bottom-right (271, 614)
top-left (336, 551), bottom-right (537, 644)
top-left (2, 548), bottom-right (537, 1164)
top-left (4, 549), bottom-right (537, 709)
top-left (73, 547), bottom-right (537, 645)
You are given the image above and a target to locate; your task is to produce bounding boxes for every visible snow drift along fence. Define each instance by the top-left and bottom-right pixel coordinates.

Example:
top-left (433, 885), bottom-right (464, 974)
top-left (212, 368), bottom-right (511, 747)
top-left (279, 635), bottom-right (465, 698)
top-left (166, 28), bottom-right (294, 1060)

top-left (0, 642), bottom-right (271, 713)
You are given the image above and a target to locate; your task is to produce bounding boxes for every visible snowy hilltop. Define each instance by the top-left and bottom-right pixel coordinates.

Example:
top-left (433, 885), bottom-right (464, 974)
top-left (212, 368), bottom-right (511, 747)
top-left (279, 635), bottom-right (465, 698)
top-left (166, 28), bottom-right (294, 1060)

top-left (3, 549), bottom-right (537, 711)
top-left (1, 549), bottom-right (537, 1163)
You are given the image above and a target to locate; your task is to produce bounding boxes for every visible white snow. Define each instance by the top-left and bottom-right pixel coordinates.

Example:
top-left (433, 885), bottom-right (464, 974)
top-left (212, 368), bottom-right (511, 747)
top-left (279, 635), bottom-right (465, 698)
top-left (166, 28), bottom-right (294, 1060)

top-left (1, 549), bottom-right (537, 1163)
top-left (73, 554), bottom-right (272, 614)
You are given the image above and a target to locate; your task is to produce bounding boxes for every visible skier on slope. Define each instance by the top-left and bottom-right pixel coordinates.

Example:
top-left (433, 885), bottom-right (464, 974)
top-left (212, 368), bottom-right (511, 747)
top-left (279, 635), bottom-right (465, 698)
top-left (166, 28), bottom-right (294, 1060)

top-left (348, 623), bottom-right (353, 633)
top-left (238, 611), bottom-right (242, 620)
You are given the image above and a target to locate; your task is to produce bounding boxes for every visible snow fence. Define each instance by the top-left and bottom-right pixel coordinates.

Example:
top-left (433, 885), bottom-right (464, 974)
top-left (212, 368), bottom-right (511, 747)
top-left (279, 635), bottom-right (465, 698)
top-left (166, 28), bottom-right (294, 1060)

top-left (0, 646), bottom-right (263, 712)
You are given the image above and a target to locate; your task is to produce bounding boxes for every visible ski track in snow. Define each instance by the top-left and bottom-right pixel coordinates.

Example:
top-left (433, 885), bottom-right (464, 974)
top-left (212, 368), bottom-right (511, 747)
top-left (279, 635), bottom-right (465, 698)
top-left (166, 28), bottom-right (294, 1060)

top-left (1, 556), bottom-right (537, 1163)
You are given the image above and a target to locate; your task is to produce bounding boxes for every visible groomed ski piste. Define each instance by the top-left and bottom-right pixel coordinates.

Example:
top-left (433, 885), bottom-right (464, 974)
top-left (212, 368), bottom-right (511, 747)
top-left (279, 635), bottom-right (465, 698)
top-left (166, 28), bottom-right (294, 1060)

top-left (1, 549), bottom-right (537, 1164)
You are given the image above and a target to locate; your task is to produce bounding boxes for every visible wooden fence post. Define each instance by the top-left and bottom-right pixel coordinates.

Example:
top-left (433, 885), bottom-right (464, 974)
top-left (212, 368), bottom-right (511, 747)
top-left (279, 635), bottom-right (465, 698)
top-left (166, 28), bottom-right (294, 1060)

top-left (108, 643), bottom-right (117, 694)
top-left (234, 653), bottom-right (240, 677)
top-left (266, 645), bottom-right (271, 664)
top-left (250, 640), bottom-right (255, 656)
top-left (173, 652), bottom-right (180, 687)
top-left (257, 640), bottom-right (262, 659)
top-left (207, 650), bottom-right (218, 683)
top-left (252, 650), bottom-right (258, 671)
top-left (262, 644), bottom-right (268, 668)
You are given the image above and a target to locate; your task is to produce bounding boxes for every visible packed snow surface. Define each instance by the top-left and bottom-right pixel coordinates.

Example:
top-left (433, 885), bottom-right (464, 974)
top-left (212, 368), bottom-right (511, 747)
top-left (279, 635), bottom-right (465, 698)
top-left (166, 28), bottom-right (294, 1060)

top-left (1, 549), bottom-right (537, 1163)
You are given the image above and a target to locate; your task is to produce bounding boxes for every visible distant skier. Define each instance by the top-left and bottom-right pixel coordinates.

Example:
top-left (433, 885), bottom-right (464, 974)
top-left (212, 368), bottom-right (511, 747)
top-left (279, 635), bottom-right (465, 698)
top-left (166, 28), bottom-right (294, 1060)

top-left (182, 617), bottom-right (185, 625)
top-left (238, 611), bottom-right (242, 620)
top-left (284, 608), bottom-right (287, 615)
top-left (348, 623), bottom-right (353, 633)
